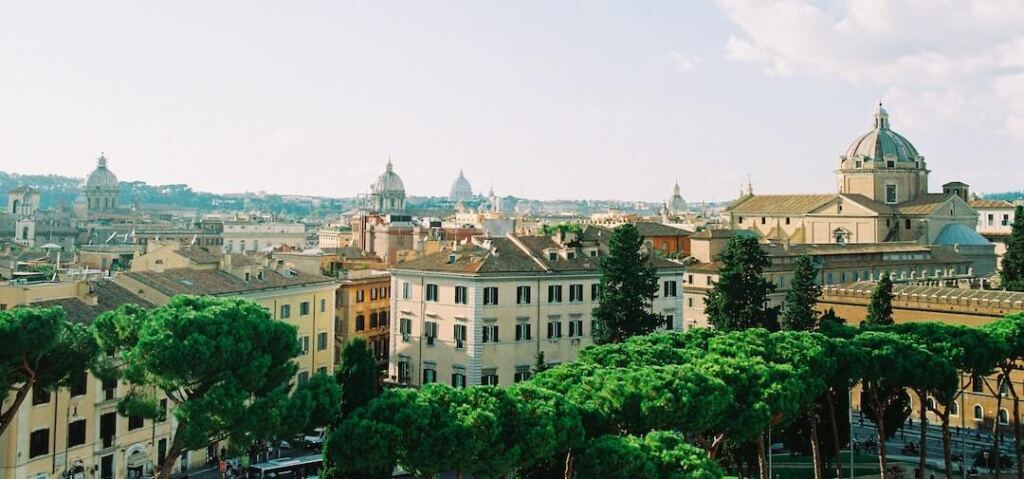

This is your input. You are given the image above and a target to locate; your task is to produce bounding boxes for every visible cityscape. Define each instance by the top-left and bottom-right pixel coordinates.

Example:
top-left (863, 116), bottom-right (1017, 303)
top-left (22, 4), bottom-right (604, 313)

top-left (3, 2), bottom-right (1024, 479)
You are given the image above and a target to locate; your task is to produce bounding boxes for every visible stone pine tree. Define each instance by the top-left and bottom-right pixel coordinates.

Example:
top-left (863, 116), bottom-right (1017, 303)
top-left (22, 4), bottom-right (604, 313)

top-left (866, 274), bottom-right (895, 325)
top-left (592, 224), bottom-right (662, 344)
top-left (705, 235), bottom-right (778, 331)
top-left (780, 255), bottom-right (822, 331)
top-left (1002, 205), bottom-right (1024, 291)
top-left (334, 338), bottom-right (379, 419)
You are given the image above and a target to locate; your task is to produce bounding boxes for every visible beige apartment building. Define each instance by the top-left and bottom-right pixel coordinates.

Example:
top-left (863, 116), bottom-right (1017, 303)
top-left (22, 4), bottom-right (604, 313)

top-left (682, 230), bottom-right (977, 328)
top-left (970, 199), bottom-right (1020, 271)
top-left (388, 230), bottom-right (685, 388)
top-left (221, 221), bottom-right (307, 254)
top-left (118, 248), bottom-right (339, 381)
top-left (0, 280), bottom-right (209, 479)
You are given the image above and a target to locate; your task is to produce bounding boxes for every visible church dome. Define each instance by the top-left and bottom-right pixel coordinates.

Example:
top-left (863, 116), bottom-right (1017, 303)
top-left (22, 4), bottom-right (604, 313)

top-left (449, 170), bottom-right (473, 201)
top-left (85, 154), bottom-right (119, 190)
top-left (371, 160), bottom-right (405, 195)
top-left (843, 104), bottom-right (921, 163)
top-left (667, 181), bottom-right (687, 213)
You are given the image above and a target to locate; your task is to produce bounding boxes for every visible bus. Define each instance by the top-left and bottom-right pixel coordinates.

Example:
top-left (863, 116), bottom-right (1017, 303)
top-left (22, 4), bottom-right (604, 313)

top-left (247, 454), bottom-right (323, 479)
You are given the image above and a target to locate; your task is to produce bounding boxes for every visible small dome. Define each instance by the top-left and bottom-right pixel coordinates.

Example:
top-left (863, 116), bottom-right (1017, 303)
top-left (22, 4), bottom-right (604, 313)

top-left (935, 223), bottom-right (991, 246)
top-left (449, 170), bottom-right (473, 201)
top-left (843, 104), bottom-right (921, 163)
top-left (85, 154), bottom-right (119, 190)
top-left (667, 181), bottom-right (687, 213)
top-left (371, 160), bottom-right (405, 195)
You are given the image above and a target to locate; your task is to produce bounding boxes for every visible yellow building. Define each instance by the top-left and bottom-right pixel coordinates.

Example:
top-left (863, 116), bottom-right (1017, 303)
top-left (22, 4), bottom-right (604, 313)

top-left (0, 280), bottom-right (209, 479)
top-left (335, 270), bottom-right (391, 368)
top-left (388, 230), bottom-right (685, 387)
top-left (819, 283), bottom-right (1024, 433)
top-left (116, 257), bottom-right (339, 381)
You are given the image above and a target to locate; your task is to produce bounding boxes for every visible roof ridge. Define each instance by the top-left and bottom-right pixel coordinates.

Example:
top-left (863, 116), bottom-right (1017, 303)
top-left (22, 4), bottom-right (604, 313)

top-left (505, 233), bottom-right (551, 272)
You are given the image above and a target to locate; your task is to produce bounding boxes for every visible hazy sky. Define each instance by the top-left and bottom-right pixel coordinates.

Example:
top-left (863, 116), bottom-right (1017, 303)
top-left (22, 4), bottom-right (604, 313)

top-left (2, 1), bottom-right (1023, 202)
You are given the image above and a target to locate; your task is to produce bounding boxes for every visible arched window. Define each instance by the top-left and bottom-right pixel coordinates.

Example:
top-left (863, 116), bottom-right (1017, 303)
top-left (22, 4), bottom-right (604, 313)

top-left (951, 401), bottom-right (959, 416)
top-left (21, 226), bottom-right (29, 240)
top-left (11, 199), bottom-right (19, 214)
top-left (926, 397), bottom-right (935, 411)
top-left (974, 405), bottom-right (984, 420)
top-left (834, 228), bottom-right (849, 244)
top-left (999, 409), bottom-right (1010, 425)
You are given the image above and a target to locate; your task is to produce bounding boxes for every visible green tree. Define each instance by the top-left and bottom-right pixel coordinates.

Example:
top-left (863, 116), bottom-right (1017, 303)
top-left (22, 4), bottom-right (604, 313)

top-left (335, 338), bottom-right (379, 419)
top-left (704, 236), bottom-right (778, 331)
top-left (593, 224), bottom-right (663, 344)
top-left (865, 274), bottom-right (894, 325)
top-left (93, 296), bottom-right (307, 479)
top-left (1002, 206), bottom-right (1024, 291)
top-left (325, 389), bottom-right (406, 479)
top-left (0, 307), bottom-right (98, 436)
top-left (982, 313), bottom-right (1024, 479)
top-left (575, 432), bottom-right (723, 479)
top-left (780, 255), bottom-right (821, 331)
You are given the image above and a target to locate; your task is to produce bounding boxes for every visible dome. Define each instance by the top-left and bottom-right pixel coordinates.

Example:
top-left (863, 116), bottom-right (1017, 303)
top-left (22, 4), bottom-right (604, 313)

top-left (667, 181), bottom-right (687, 213)
top-left (85, 154), bottom-right (119, 190)
top-left (935, 223), bottom-right (991, 246)
top-left (371, 160), bottom-right (405, 195)
top-left (449, 170), bottom-right (473, 201)
top-left (843, 104), bottom-right (921, 163)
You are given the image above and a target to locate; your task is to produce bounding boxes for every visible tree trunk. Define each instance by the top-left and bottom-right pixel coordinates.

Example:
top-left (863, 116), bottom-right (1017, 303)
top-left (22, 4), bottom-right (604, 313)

top-left (995, 391), bottom-right (1005, 479)
top-left (826, 389), bottom-right (844, 479)
top-left (758, 435), bottom-right (770, 479)
top-left (708, 434), bottom-right (726, 459)
top-left (810, 418), bottom-right (824, 479)
top-left (870, 388), bottom-right (890, 479)
top-left (919, 390), bottom-right (928, 479)
top-left (1013, 393), bottom-right (1022, 479)
top-left (0, 377), bottom-right (34, 437)
top-left (155, 426), bottom-right (185, 479)
top-left (941, 409), bottom-right (954, 479)
top-left (563, 449), bottom-right (574, 479)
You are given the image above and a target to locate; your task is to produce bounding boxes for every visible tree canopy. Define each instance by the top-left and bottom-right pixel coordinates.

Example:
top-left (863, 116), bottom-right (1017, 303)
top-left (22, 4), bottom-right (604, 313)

top-left (780, 255), bottom-right (821, 331)
top-left (865, 274), bottom-right (895, 325)
top-left (1002, 205), bottom-right (1024, 291)
top-left (704, 236), bottom-right (778, 330)
top-left (593, 223), bottom-right (663, 344)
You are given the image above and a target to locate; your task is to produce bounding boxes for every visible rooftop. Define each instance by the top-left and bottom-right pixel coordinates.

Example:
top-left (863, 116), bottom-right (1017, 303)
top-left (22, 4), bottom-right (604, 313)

top-left (124, 267), bottom-right (334, 296)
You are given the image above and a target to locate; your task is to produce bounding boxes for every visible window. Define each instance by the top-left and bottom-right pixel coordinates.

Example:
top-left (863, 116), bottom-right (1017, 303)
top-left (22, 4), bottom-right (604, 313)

top-left (300, 302), bottom-right (310, 316)
top-left (454, 324), bottom-right (467, 349)
top-left (905, 219), bottom-right (911, 230)
top-left (317, 366), bottom-right (327, 375)
top-left (298, 371), bottom-right (310, 385)
top-left (950, 401), bottom-right (959, 417)
top-left (515, 323), bottom-right (532, 341)
top-left (761, 217), bottom-right (766, 224)
top-left (514, 369), bottom-right (532, 383)
top-left (370, 312), bottom-right (379, 328)
top-left (455, 286), bottom-right (468, 304)
top-left (99, 413), bottom-right (116, 449)
top-left (687, 274), bottom-right (693, 284)
top-left (356, 290), bottom-right (365, 303)
top-left (300, 336), bottom-right (310, 355)
top-left (738, 216), bottom-right (744, 224)
top-left (401, 317), bottom-right (413, 336)
top-left (320, 299), bottom-right (326, 313)
top-left (974, 404), bottom-right (984, 421)
top-left (567, 251), bottom-right (576, 260)
top-left (482, 373), bottom-right (499, 386)
top-left (280, 304), bottom-right (291, 319)
top-left (664, 314), bottom-right (674, 330)
top-left (29, 429), bottom-right (49, 458)
top-left (128, 414), bottom-right (144, 431)
top-left (32, 387), bottom-right (50, 405)
top-left (778, 275), bottom-right (786, 288)
top-left (989, 214), bottom-right (995, 226)
top-left (663, 281), bottom-right (678, 297)
top-left (379, 311), bottom-right (389, 327)
top-left (157, 399), bottom-right (168, 423)
top-left (483, 287), bottom-right (499, 305)
top-left (887, 160), bottom-right (895, 168)
top-left (591, 283), bottom-right (600, 301)
top-left (423, 321), bottom-right (436, 345)
top-left (785, 217), bottom-right (791, 225)
top-left (688, 298), bottom-right (694, 308)
top-left (397, 360), bottom-right (411, 384)
top-left (885, 184), bottom-right (898, 204)
top-left (1003, 214), bottom-right (1011, 226)
top-left (317, 332), bottom-right (328, 351)
top-left (371, 288), bottom-right (378, 300)
top-left (517, 286), bottom-right (532, 304)
top-left (451, 371), bottom-right (467, 388)
top-left (422, 367), bottom-right (437, 384)
top-left (973, 375), bottom-right (985, 393)
top-left (548, 252), bottom-right (557, 261)
top-left (426, 284), bottom-right (438, 302)
top-left (67, 419), bottom-right (86, 448)
top-left (355, 315), bottom-right (365, 331)
top-left (402, 282), bottom-right (411, 299)
top-left (1000, 409), bottom-right (1010, 425)
top-left (70, 373), bottom-right (87, 397)
top-left (569, 284), bottom-right (583, 302)
top-left (482, 324), bottom-right (499, 343)
top-left (568, 319), bottom-right (584, 337)
top-left (548, 285), bottom-right (563, 303)
top-left (547, 320), bottom-right (562, 339)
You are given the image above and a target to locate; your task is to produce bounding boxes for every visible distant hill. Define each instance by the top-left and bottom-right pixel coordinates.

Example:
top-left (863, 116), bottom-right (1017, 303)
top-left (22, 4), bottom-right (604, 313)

top-left (0, 171), bottom-right (353, 218)
top-left (982, 192), bottom-right (1024, 202)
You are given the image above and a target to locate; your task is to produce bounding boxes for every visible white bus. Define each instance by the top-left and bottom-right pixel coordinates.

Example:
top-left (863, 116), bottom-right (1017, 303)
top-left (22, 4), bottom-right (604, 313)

top-left (247, 454), bottom-right (323, 479)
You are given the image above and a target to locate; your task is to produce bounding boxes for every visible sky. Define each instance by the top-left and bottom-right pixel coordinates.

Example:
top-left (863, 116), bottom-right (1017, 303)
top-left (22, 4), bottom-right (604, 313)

top-left (1, 1), bottom-right (1023, 203)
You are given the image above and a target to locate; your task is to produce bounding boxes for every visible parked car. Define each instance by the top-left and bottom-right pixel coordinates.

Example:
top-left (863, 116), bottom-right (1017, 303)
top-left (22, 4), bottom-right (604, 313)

top-left (303, 428), bottom-right (326, 449)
